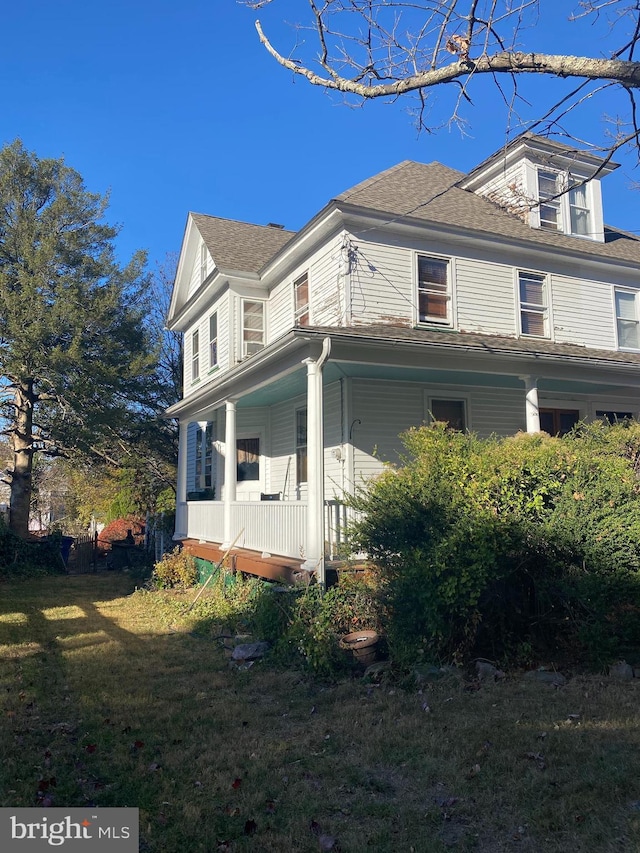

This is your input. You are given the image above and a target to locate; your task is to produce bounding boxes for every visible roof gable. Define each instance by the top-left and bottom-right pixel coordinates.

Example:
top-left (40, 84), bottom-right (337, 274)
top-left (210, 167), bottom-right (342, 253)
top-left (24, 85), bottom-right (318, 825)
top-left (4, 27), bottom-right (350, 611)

top-left (191, 213), bottom-right (295, 275)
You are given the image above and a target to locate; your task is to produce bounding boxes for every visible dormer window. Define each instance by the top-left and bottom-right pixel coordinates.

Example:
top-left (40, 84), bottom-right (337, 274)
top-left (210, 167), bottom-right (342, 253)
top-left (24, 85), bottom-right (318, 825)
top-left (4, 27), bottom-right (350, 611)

top-left (568, 184), bottom-right (591, 236)
top-left (535, 168), bottom-right (594, 239)
top-left (537, 170), bottom-right (561, 231)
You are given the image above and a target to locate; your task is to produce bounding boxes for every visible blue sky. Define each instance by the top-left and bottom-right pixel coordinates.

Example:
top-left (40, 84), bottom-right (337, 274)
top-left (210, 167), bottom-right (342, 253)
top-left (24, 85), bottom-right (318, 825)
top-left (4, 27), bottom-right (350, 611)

top-left (2, 1), bottom-right (638, 270)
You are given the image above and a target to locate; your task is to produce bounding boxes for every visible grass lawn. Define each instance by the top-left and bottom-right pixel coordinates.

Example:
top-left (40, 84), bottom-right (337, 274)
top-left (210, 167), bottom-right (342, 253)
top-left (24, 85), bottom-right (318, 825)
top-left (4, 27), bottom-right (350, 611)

top-left (0, 572), bottom-right (639, 852)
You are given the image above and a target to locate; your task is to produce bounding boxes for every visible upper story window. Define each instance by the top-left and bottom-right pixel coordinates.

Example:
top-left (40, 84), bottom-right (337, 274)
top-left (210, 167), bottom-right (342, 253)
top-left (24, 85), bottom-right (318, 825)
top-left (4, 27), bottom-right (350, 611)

top-left (518, 270), bottom-right (548, 338)
top-left (568, 183), bottom-right (591, 236)
top-left (191, 329), bottom-right (200, 381)
top-left (535, 169), bottom-right (593, 239)
top-left (294, 272), bottom-right (310, 326)
top-left (417, 255), bottom-right (450, 325)
top-left (209, 312), bottom-right (218, 369)
top-left (537, 170), bottom-right (561, 231)
top-left (242, 299), bottom-right (265, 357)
top-left (615, 289), bottom-right (639, 349)
top-left (200, 242), bottom-right (208, 284)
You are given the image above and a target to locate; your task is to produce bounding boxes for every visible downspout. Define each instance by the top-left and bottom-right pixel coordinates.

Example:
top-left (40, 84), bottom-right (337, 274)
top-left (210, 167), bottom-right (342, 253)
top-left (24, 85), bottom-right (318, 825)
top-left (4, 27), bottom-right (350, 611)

top-left (302, 336), bottom-right (331, 587)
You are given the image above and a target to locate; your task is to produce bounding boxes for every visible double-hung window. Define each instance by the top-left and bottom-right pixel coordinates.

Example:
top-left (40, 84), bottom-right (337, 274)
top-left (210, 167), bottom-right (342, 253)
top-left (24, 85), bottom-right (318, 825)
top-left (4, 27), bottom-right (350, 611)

top-left (568, 183), bottom-right (591, 237)
top-left (417, 256), bottom-right (450, 324)
top-left (537, 170), bottom-right (562, 231)
top-left (209, 312), bottom-right (218, 369)
top-left (191, 329), bottom-right (200, 381)
top-left (195, 422), bottom-right (214, 489)
top-left (242, 300), bottom-right (265, 357)
top-left (518, 271), bottom-right (548, 338)
top-left (294, 272), bottom-right (310, 326)
top-left (615, 289), bottom-right (640, 349)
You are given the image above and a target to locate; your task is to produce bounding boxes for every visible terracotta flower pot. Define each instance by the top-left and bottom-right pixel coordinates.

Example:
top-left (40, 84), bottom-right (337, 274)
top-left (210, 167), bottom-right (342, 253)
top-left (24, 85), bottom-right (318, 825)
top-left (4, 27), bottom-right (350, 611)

top-left (341, 630), bottom-right (379, 666)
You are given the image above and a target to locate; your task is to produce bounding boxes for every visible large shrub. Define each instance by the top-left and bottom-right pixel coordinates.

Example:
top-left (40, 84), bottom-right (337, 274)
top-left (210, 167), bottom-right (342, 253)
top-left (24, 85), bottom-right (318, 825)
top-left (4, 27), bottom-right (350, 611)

top-left (348, 421), bottom-right (640, 666)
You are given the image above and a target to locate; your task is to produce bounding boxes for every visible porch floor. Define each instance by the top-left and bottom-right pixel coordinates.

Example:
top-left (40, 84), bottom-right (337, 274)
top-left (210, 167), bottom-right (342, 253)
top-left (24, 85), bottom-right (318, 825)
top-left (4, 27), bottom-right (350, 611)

top-left (182, 539), bottom-right (307, 584)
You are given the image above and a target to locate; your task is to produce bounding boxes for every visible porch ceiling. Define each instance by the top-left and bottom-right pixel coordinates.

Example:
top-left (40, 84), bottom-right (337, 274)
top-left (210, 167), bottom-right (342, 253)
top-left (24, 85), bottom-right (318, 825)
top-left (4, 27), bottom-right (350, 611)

top-left (238, 360), bottom-right (625, 408)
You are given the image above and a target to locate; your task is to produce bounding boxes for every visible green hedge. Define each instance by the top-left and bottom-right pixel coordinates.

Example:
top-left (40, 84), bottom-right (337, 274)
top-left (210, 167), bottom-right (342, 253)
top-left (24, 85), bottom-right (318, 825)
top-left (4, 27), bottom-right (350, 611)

top-left (348, 420), bottom-right (640, 667)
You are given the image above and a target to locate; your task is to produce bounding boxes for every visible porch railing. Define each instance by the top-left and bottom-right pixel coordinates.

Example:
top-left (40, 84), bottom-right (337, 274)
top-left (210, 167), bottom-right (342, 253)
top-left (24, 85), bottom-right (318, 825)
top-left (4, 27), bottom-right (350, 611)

top-left (183, 498), bottom-right (355, 563)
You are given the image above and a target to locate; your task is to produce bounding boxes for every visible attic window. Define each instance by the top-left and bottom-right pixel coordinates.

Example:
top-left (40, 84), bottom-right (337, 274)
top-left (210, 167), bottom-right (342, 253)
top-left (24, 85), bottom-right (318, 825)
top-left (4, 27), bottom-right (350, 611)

top-left (242, 300), bottom-right (265, 357)
top-left (535, 169), bottom-right (594, 239)
top-left (200, 242), bottom-right (207, 283)
top-left (294, 271), bottom-right (310, 326)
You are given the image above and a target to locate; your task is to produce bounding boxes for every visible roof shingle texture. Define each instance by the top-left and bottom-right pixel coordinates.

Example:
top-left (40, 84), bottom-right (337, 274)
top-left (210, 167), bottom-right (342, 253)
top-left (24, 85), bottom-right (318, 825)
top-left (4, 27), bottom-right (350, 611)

top-left (336, 161), bottom-right (640, 265)
top-left (191, 213), bottom-right (295, 274)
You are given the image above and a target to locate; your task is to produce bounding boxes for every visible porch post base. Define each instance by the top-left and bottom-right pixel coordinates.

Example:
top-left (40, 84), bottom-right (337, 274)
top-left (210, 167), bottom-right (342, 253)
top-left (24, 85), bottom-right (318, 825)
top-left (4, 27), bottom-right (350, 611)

top-left (300, 556), bottom-right (325, 579)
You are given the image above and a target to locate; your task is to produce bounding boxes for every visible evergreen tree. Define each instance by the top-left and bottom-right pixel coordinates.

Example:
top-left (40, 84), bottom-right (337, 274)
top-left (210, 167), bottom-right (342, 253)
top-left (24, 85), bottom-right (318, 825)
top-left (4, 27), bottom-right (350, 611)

top-left (0, 140), bottom-right (157, 537)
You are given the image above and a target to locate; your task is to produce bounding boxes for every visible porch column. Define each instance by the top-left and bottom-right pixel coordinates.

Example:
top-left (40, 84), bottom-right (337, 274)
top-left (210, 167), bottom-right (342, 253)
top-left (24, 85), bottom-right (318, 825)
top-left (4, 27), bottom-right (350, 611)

top-left (522, 375), bottom-right (541, 433)
top-left (222, 400), bottom-right (237, 549)
top-left (301, 338), bottom-right (331, 586)
top-left (174, 420), bottom-right (189, 540)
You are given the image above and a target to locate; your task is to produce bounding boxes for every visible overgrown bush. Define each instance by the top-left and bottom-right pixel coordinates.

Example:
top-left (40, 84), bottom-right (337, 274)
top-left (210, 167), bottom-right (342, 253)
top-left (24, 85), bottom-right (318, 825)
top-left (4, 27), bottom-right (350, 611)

top-left (151, 547), bottom-right (198, 589)
top-left (0, 528), bottom-right (67, 578)
top-left (348, 420), bottom-right (640, 667)
top-left (97, 515), bottom-right (145, 552)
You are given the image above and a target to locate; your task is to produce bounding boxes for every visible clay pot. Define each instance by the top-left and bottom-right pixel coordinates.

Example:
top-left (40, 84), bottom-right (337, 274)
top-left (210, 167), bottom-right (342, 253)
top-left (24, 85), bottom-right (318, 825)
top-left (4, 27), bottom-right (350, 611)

top-left (341, 630), bottom-right (379, 666)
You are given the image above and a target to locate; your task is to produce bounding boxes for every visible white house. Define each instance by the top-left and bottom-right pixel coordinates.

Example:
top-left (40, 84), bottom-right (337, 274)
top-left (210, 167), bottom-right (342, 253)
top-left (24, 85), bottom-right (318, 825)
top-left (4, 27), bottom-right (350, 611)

top-left (165, 134), bottom-right (640, 584)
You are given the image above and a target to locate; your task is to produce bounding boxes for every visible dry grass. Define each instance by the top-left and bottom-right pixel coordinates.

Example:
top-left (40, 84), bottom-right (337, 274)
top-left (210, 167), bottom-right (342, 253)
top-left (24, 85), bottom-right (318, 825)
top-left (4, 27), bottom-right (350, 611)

top-left (0, 573), bottom-right (639, 852)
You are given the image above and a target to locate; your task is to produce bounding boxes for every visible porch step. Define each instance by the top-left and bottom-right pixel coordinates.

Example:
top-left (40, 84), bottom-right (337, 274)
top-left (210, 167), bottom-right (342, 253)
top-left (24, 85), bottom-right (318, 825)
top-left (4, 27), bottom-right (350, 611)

top-left (181, 539), bottom-right (304, 584)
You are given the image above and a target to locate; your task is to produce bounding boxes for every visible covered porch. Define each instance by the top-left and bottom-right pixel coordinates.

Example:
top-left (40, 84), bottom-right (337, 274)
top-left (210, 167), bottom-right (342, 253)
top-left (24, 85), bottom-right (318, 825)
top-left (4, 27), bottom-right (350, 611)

top-left (168, 325), bottom-right (640, 584)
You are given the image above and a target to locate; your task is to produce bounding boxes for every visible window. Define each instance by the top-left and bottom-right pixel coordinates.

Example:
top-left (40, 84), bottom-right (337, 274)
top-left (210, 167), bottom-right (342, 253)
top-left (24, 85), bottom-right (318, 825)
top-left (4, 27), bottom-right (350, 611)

top-left (200, 242), bottom-right (208, 283)
top-left (568, 183), bottom-right (591, 236)
top-left (537, 170), bottom-right (561, 231)
top-left (195, 423), bottom-right (214, 489)
top-left (294, 272), bottom-right (310, 326)
top-left (242, 300), bottom-right (265, 357)
top-left (430, 399), bottom-right (466, 431)
top-left (518, 271), bottom-right (548, 338)
top-left (536, 170), bottom-right (594, 238)
top-left (296, 408), bottom-right (308, 483)
top-left (417, 256), bottom-right (450, 324)
top-left (237, 438), bottom-right (260, 482)
top-left (209, 312), bottom-right (218, 369)
top-left (615, 290), bottom-right (639, 349)
top-left (191, 329), bottom-right (200, 381)
top-left (596, 410), bottom-right (634, 424)
top-left (540, 408), bottom-right (579, 436)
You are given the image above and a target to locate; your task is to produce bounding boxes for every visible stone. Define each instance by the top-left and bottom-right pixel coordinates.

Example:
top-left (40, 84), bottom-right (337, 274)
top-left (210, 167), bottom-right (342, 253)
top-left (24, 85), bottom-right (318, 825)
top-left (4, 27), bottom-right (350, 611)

top-left (231, 641), bottom-right (270, 661)
top-left (609, 661), bottom-right (634, 680)
top-left (363, 661), bottom-right (392, 681)
top-left (523, 670), bottom-right (566, 687)
top-left (475, 661), bottom-right (505, 681)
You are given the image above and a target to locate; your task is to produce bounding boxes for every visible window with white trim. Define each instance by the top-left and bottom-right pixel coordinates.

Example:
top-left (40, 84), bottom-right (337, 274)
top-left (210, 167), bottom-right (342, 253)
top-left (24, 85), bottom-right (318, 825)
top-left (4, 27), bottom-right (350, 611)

top-left (237, 437), bottom-right (260, 482)
top-left (209, 312), bottom-right (218, 369)
top-left (518, 271), bottom-right (548, 338)
top-left (429, 398), bottom-right (466, 432)
top-left (295, 408), bottom-right (308, 484)
top-left (537, 170), bottom-right (562, 232)
top-left (191, 329), bottom-right (200, 381)
top-left (242, 300), bottom-right (265, 357)
top-left (294, 272), bottom-right (310, 326)
top-left (615, 289), bottom-right (640, 349)
top-left (200, 242), bottom-right (208, 284)
top-left (417, 255), bottom-right (450, 324)
top-left (195, 423), bottom-right (214, 490)
top-left (535, 169), bottom-right (594, 239)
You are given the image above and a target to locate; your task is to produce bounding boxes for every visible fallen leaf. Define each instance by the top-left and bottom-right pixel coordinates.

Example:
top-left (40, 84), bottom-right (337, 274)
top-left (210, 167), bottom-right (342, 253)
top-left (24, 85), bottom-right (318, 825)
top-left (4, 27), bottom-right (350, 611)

top-left (231, 778), bottom-right (242, 789)
top-left (225, 805), bottom-right (240, 817)
top-left (131, 740), bottom-right (144, 752)
top-left (319, 834), bottom-right (338, 851)
top-left (310, 819), bottom-right (322, 836)
top-left (265, 799), bottom-right (276, 814)
top-left (148, 762), bottom-right (161, 772)
top-left (85, 744), bottom-right (97, 754)
top-left (244, 819), bottom-right (257, 836)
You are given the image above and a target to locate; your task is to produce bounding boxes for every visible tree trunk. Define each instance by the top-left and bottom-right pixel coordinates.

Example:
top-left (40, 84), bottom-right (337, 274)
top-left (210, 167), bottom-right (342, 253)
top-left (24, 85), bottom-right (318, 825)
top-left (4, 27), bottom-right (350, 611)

top-left (9, 381), bottom-right (35, 538)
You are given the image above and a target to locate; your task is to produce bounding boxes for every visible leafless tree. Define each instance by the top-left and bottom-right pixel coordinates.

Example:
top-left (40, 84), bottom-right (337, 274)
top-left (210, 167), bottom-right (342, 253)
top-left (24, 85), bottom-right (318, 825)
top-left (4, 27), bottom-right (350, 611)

top-left (245, 1), bottom-right (640, 166)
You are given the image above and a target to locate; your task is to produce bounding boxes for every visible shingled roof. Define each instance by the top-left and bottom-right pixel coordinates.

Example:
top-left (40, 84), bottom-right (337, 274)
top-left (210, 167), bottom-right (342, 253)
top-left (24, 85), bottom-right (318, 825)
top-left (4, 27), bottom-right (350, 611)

top-left (335, 161), bottom-right (640, 265)
top-left (191, 213), bottom-right (295, 274)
